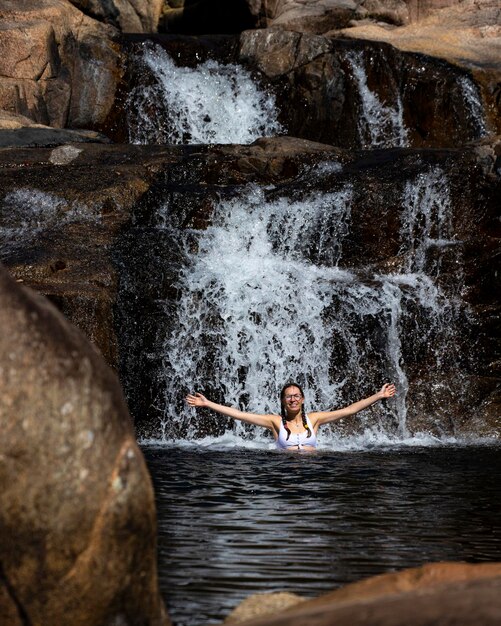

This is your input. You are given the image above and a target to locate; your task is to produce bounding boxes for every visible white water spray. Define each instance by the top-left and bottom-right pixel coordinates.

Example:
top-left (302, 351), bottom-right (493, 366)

top-left (458, 74), bottom-right (488, 138)
top-left (345, 50), bottom-right (408, 149)
top-left (156, 165), bottom-right (459, 444)
top-left (127, 43), bottom-right (283, 145)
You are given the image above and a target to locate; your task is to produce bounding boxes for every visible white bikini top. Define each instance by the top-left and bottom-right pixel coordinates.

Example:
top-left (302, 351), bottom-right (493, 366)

top-left (276, 414), bottom-right (317, 450)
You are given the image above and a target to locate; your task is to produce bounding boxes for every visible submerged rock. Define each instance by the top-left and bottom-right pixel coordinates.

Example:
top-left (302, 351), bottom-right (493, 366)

top-left (0, 263), bottom-right (169, 625)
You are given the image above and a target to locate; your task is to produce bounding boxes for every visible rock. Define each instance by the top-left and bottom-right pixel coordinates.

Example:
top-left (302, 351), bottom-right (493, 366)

top-left (0, 142), bottom-right (186, 367)
top-left (0, 263), bottom-right (169, 625)
top-left (0, 0), bottom-right (122, 128)
top-left (336, 0), bottom-right (501, 133)
top-left (224, 563), bottom-right (501, 626)
top-left (0, 137), bottom-right (498, 437)
top-left (357, 0), bottom-right (410, 26)
top-left (239, 29), bottom-right (493, 149)
top-left (262, 0), bottom-right (359, 33)
top-left (225, 592), bottom-right (305, 624)
top-left (229, 566), bottom-right (501, 626)
top-left (69, 0), bottom-right (164, 33)
top-left (302, 561), bottom-right (501, 606)
top-left (0, 123), bottom-right (111, 148)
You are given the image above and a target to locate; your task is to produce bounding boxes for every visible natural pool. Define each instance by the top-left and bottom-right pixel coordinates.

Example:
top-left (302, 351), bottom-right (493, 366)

top-left (143, 443), bottom-right (501, 626)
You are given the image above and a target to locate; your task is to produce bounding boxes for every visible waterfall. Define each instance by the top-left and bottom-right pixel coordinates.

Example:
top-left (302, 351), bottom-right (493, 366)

top-left (344, 50), bottom-right (409, 149)
top-left (458, 74), bottom-right (488, 138)
top-left (126, 42), bottom-right (283, 145)
top-left (150, 163), bottom-right (461, 445)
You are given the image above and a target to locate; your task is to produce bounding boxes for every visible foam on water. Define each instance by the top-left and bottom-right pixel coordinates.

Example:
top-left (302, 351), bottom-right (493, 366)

top-left (127, 43), bottom-right (283, 145)
top-left (141, 430), bottom-right (497, 452)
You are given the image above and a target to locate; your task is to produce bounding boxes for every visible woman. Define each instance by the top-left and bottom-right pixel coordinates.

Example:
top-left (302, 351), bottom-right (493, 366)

top-left (186, 382), bottom-right (396, 451)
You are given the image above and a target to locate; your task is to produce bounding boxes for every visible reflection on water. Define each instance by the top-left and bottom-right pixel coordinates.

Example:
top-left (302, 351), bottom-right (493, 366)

top-left (143, 445), bottom-right (501, 626)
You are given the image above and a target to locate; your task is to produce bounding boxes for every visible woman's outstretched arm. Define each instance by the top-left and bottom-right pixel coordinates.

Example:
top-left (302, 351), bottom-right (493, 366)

top-left (310, 383), bottom-right (396, 427)
top-left (186, 392), bottom-right (277, 430)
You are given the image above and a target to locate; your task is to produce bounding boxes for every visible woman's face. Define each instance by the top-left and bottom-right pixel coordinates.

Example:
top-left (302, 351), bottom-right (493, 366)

top-left (283, 386), bottom-right (304, 413)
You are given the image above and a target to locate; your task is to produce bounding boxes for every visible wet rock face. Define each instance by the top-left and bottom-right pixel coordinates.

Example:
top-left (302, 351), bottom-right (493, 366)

top-left (0, 0), bottom-right (122, 128)
top-left (239, 30), bottom-right (488, 150)
top-left (69, 0), bottom-right (164, 32)
top-left (0, 137), bottom-right (498, 438)
top-left (109, 31), bottom-right (489, 150)
top-left (0, 142), bottom-right (187, 366)
top-left (0, 264), bottom-right (169, 625)
top-left (337, 0), bottom-right (501, 135)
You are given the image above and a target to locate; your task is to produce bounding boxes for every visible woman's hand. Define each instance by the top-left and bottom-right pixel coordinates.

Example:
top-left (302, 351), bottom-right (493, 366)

top-left (379, 383), bottom-right (396, 399)
top-left (186, 392), bottom-right (209, 408)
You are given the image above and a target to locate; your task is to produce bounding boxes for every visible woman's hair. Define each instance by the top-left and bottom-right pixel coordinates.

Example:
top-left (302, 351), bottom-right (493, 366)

top-left (280, 382), bottom-right (311, 440)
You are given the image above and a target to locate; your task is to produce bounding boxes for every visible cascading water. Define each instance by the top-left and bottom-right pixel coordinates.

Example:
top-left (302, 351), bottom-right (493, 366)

top-left (151, 162), bottom-right (462, 446)
top-left (114, 38), bottom-right (485, 447)
top-left (344, 50), bottom-right (409, 149)
top-left (458, 74), bottom-right (488, 139)
top-left (126, 42), bottom-right (283, 145)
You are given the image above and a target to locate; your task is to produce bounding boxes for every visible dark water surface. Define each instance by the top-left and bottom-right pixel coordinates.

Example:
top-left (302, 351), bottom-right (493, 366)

top-left (143, 445), bottom-right (501, 626)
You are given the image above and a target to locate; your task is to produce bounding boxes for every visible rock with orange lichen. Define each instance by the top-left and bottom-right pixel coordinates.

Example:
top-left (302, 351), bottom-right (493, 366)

top-left (0, 263), bottom-right (169, 625)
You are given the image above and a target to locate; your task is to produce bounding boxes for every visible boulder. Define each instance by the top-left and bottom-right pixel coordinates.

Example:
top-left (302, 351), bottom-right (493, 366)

top-left (300, 561), bottom-right (501, 606)
top-left (69, 0), bottom-right (164, 32)
top-left (0, 111), bottom-right (111, 146)
top-left (0, 0), bottom-right (122, 128)
top-left (228, 562), bottom-right (501, 626)
top-left (260, 0), bottom-right (361, 33)
top-left (227, 564), bottom-right (501, 626)
top-left (0, 263), bottom-right (169, 625)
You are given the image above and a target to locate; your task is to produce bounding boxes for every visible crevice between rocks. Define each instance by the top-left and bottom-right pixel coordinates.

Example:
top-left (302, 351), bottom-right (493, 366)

top-left (0, 560), bottom-right (32, 626)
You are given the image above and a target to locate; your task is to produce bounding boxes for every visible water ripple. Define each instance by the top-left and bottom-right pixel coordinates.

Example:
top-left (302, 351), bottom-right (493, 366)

top-left (144, 445), bottom-right (501, 626)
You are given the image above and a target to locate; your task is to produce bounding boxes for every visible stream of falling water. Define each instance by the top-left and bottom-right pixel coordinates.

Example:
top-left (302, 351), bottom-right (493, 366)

top-left (153, 163), bottom-right (460, 447)
top-left (127, 42), bottom-right (283, 144)
top-left (110, 42), bottom-right (485, 447)
top-left (344, 50), bottom-right (409, 149)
